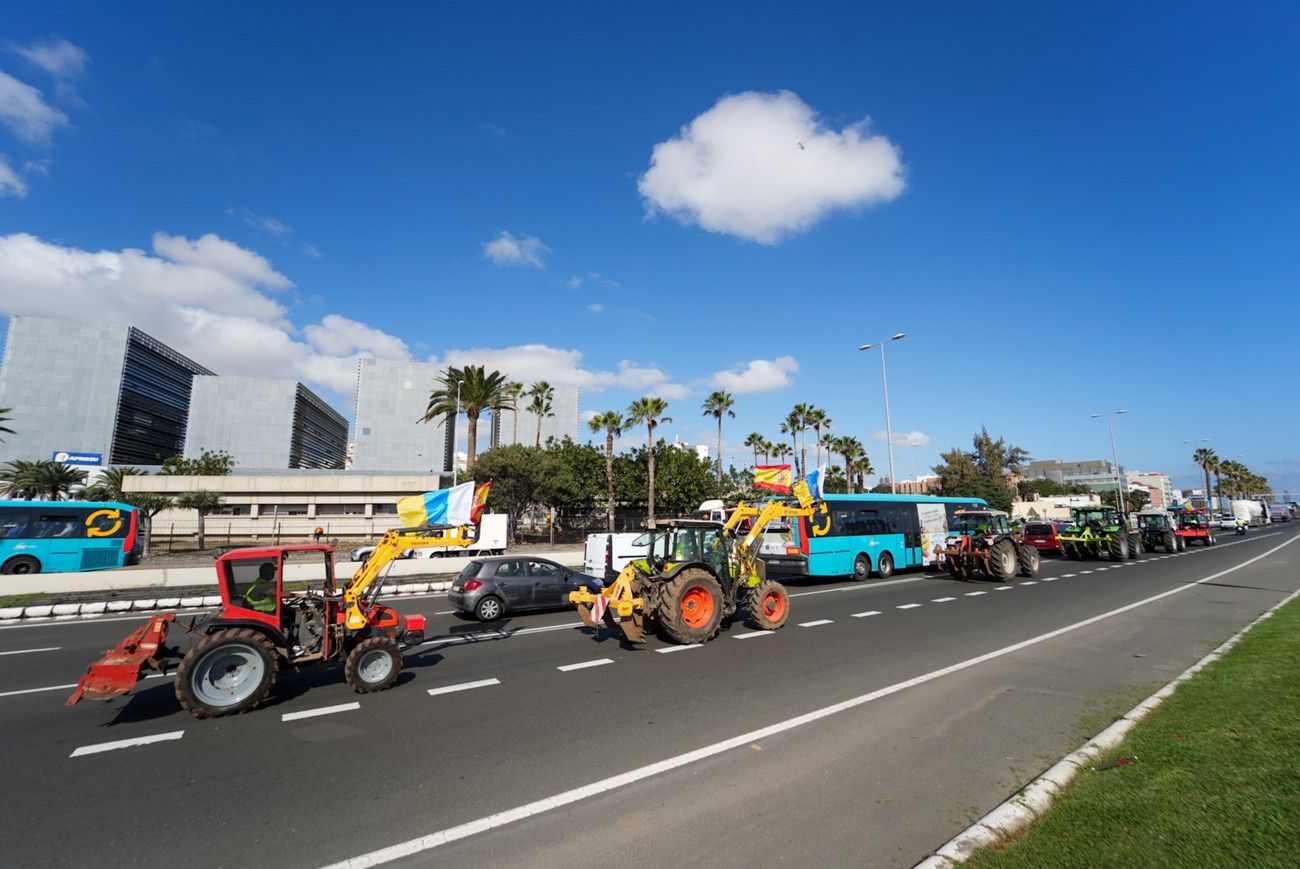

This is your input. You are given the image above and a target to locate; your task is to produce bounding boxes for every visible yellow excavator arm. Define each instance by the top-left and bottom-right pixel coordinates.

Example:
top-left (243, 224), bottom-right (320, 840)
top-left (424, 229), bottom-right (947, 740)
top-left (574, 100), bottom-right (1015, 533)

top-left (724, 480), bottom-right (828, 585)
top-left (342, 524), bottom-right (475, 629)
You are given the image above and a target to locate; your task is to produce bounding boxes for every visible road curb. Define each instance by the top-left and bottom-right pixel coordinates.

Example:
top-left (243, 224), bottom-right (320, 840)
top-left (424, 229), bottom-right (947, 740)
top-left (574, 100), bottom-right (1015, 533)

top-left (915, 582), bottom-right (1300, 867)
top-left (0, 580), bottom-right (454, 622)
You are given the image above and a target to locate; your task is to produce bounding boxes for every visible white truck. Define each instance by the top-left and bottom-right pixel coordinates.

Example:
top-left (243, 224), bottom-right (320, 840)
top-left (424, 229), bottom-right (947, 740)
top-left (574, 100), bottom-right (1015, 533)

top-left (349, 513), bottom-right (508, 563)
top-left (583, 500), bottom-right (795, 580)
top-left (1231, 500), bottom-right (1265, 527)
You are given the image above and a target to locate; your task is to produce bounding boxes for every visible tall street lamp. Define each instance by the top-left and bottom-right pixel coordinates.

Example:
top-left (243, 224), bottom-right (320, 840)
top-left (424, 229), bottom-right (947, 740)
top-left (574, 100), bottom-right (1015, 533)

top-left (452, 379), bottom-right (464, 486)
top-left (1184, 437), bottom-right (1212, 510)
top-left (859, 332), bottom-right (907, 494)
top-left (1092, 409), bottom-right (1128, 512)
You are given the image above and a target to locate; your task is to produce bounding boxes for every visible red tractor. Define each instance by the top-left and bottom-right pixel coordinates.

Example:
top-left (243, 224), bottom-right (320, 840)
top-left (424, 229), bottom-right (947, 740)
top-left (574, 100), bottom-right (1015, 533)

top-left (67, 525), bottom-right (472, 717)
top-left (1174, 509), bottom-right (1217, 547)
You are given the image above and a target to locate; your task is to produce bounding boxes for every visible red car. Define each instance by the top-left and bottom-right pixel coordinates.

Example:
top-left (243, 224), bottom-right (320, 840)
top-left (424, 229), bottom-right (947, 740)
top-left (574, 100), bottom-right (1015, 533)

top-left (1022, 521), bottom-right (1062, 554)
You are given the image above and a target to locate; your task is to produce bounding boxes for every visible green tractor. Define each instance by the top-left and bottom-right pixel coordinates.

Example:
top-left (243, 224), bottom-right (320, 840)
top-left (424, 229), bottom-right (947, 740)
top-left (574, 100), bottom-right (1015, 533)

top-left (1057, 506), bottom-right (1142, 561)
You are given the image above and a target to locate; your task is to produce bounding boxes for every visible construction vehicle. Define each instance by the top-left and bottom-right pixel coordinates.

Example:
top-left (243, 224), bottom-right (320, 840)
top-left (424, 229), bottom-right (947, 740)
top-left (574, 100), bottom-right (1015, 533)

top-left (942, 508), bottom-right (1041, 581)
top-left (1056, 506), bottom-right (1142, 560)
top-left (66, 524), bottom-right (476, 718)
top-left (569, 481), bottom-right (828, 644)
top-left (1174, 509), bottom-right (1217, 546)
top-left (1135, 511), bottom-right (1185, 553)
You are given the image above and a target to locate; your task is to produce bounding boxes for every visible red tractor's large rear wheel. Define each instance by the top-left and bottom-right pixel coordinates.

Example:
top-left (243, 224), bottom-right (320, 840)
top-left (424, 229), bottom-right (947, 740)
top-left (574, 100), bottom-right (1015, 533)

top-left (658, 568), bottom-right (723, 645)
top-left (175, 628), bottom-right (279, 718)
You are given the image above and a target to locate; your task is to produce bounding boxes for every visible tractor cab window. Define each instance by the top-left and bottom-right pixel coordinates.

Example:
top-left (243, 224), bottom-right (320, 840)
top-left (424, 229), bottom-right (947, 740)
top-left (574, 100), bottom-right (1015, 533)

top-left (1139, 515), bottom-right (1164, 530)
top-left (222, 556), bottom-right (280, 616)
top-left (281, 549), bottom-right (333, 593)
top-left (701, 528), bottom-right (728, 576)
top-left (671, 528), bottom-right (703, 562)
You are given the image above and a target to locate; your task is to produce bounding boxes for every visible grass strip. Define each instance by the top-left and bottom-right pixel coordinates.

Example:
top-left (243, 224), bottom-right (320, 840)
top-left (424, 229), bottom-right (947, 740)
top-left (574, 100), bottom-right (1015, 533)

top-left (968, 594), bottom-right (1300, 868)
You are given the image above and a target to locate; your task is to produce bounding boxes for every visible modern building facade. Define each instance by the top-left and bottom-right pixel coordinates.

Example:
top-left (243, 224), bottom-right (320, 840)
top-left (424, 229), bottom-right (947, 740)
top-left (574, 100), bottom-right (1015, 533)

top-left (0, 316), bottom-right (212, 467)
top-left (1024, 458), bottom-right (1127, 493)
top-left (352, 357), bottom-right (580, 472)
top-left (185, 376), bottom-right (348, 470)
top-left (1127, 470), bottom-right (1175, 509)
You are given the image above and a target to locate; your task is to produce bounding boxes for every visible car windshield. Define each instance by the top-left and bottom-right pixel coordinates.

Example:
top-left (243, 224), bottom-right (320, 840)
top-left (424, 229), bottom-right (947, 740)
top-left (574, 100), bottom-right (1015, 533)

top-left (1024, 523), bottom-right (1052, 535)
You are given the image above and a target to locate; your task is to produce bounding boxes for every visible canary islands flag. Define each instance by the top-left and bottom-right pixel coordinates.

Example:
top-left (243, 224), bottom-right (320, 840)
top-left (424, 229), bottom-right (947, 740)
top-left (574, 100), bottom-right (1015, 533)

top-left (754, 464), bottom-right (793, 493)
top-left (397, 482), bottom-right (476, 528)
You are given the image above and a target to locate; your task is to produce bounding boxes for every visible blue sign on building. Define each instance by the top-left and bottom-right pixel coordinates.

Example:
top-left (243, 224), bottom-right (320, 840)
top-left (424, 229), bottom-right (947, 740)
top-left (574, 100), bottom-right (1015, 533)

top-left (53, 451), bottom-right (104, 466)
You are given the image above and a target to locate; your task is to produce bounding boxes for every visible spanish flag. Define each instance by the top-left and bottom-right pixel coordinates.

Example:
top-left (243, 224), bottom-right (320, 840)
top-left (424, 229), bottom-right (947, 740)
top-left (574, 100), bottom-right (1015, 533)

top-left (754, 464), bottom-right (793, 493)
top-left (471, 480), bottom-right (492, 523)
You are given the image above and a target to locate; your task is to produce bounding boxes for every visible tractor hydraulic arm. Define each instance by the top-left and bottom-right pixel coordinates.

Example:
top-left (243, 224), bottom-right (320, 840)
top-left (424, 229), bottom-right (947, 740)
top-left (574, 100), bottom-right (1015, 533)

top-left (342, 525), bottom-right (474, 629)
top-left (726, 484), bottom-right (827, 584)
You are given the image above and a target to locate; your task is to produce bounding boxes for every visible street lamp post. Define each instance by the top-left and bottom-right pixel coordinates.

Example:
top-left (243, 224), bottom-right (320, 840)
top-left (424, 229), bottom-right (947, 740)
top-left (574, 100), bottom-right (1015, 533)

top-left (859, 333), bottom-right (907, 494)
top-left (452, 379), bottom-right (464, 486)
top-left (1092, 410), bottom-right (1128, 512)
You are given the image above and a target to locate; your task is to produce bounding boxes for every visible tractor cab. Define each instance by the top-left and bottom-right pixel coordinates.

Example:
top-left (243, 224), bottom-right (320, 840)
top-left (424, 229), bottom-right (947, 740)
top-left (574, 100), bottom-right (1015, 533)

top-left (216, 544), bottom-right (340, 659)
top-left (949, 509), bottom-right (1010, 537)
top-left (634, 520), bottom-right (731, 582)
top-left (1067, 507), bottom-right (1121, 531)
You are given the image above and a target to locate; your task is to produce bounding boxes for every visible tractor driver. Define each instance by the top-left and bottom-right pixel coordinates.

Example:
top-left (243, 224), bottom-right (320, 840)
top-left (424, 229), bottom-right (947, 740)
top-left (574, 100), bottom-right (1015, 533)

top-left (245, 562), bottom-right (278, 614)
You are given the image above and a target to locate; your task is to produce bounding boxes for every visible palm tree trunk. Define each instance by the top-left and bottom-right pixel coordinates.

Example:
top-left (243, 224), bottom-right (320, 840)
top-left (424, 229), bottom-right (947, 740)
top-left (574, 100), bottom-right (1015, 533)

top-left (716, 417), bottom-right (724, 485)
top-left (512, 408), bottom-right (519, 445)
top-left (196, 511), bottom-right (206, 551)
top-left (843, 452), bottom-right (853, 494)
top-left (466, 411), bottom-right (479, 469)
top-left (752, 446), bottom-right (758, 468)
top-left (790, 434), bottom-right (799, 477)
top-left (535, 412), bottom-right (542, 449)
top-left (605, 432), bottom-right (616, 532)
top-left (647, 425), bottom-right (656, 524)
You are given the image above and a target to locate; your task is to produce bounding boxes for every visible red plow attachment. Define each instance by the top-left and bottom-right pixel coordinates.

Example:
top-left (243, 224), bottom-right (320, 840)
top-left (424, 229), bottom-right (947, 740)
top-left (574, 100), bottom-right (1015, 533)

top-left (66, 613), bottom-right (180, 706)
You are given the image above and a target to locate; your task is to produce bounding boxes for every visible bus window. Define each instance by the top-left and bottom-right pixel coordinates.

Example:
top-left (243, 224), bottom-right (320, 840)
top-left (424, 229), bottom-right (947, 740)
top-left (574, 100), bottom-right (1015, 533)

top-left (2, 510), bottom-right (32, 538)
top-left (34, 513), bottom-right (81, 538)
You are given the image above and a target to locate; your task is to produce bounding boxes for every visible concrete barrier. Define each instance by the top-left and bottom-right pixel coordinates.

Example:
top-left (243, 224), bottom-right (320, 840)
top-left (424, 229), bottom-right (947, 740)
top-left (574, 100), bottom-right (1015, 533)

top-left (0, 549), bottom-right (585, 596)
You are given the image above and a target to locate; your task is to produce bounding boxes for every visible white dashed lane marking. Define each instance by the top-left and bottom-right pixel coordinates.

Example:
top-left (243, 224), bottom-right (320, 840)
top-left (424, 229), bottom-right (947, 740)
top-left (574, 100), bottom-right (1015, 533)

top-left (282, 702), bottom-right (360, 722)
top-left (964, 591), bottom-right (986, 596)
top-left (851, 610), bottom-right (881, 618)
top-left (798, 619), bottom-right (834, 627)
top-left (655, 645), bottom-right (702, 654)
top-left (732, 631), bottom-right (774, 640)
top-left (897, 603), bottom-right (922, 610)
top-left (426, 678), bottom-right (501, 695)
top-left (70, 730), bottom-right (184, 758)
top-left (932, 597), bottom-right (956, 603)
top-left (1020, 581), bottom-right (1038, 586)
top-left (995, 586), bottom-right (1012, 591)
top-left (0, 647), bottom-right (60, 656)
top-left (557, 658), bottom-right (614, 672)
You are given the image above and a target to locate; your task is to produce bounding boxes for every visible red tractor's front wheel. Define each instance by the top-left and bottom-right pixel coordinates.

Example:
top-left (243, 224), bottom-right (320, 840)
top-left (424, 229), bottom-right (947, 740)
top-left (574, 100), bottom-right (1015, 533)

top-left (345, 636), bottom-right (403, 693)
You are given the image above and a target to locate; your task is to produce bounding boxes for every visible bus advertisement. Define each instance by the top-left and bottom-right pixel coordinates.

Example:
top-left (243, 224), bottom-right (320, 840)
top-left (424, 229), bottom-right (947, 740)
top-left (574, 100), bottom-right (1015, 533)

top-left (765, 493), bottom-right (989, 580)
top-left (0, 500), bottom-right (141, 575)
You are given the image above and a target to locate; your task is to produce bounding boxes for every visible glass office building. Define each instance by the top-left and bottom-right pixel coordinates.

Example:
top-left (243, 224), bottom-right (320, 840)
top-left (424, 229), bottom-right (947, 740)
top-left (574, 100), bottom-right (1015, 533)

top-left (185, 376), bottom-right (348, 470)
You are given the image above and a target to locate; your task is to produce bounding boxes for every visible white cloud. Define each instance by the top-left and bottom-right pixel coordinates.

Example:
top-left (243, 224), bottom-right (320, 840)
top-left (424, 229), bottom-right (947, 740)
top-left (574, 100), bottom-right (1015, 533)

top-left (0, 70), bottom-right (68, 142)
top-left (151, 231), bottom-right (293, 290)
top-left (435, 344), bottom-right (685, 399)
top-left (710, 356), bottom-right (799, 393)
top-left (580, 409), bottom-right (600, 424)
top-left (10, 38), bottom-right (88, 81)
top-left (483, 231), bottom-right (547, 269)
top-left (586, 303), bottom-right (605, 315)
top-left (228, 206), bottom-right (291, 237)
top-left (871, 429), bottom-right (932, 446)
top-left (638, 90), bottom-right (905, 244)
top-left (0, 157), bottom-right (26, 197)
top-left (0, 231), bottom-right (407, 398)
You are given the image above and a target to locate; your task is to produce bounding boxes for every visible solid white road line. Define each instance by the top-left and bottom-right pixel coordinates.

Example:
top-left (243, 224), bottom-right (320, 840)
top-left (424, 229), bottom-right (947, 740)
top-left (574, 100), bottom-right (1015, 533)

top-left (932, 597), bottom-right (956, 603)
top-left (964, 591), bottom-right (987, 597)
top-left (557, 658), bottom-right (613, 672)
top-left (798, 619), bottom-right (833, 627)
top-left (0, 646), bottom-right (60, 656)
top-left (282, 702), bottom-right (361, 722)
top-left (70, 730), bottom-right (184, 758)
top-left (427, 678), bottom-right (501, 696)
top-left (1, 671), bottom-right (168, 700)
top-left (851, 610), bottom-right (882, 618)
top-left (897, 603), bottom-right (921, 610)
top-left (732, 630), bottom-right (774, 640)
top-left (655, 644), bottom-right (702, 654)
top-left (323, 531), bottom-right (1300, 869)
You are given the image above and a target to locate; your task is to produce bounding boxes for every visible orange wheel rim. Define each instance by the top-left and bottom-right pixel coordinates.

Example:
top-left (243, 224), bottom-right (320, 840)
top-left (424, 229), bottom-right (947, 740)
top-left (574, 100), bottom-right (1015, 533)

top-left (680, 586), bottom-right (715, 628)
top-left (762, 590), bottom-right (786, 621)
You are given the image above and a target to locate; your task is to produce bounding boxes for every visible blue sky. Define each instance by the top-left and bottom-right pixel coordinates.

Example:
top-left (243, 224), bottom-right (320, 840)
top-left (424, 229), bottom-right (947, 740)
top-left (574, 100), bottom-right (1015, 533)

top-left (1, 2), bottom-right (1297, 493)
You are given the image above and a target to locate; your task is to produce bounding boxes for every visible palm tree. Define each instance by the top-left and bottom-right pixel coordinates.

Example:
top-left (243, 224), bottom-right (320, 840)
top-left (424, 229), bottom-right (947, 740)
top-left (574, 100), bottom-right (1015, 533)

top-left (82, 466), bottom-right (144, 502)
top-left (626, 396), bottom-right (672, 524)
top-left (1193, 447), bottom-right (1218, 510)
top-left (0, 460), bottom-right (38, 498)
top-left (807, 408), bottom-right (830, 467)
top-left (588, 411), bottom-right (624, 532)
top-left (527, 381), bottom-right (556, 449)
top-left (780, 409), bottom-right (805, 477)
top-left (421, 365), bottom-right (511, 471)
top-left (760, 438), bottom-right (774, 463)
top-left (501, 381), bottom-right (525, 446)
top-left (13, 460), bottom-right (88, 500)
top-left (701, 390), bottom-right (736, 485)
top-left (0, 407), bottom-right (13, 442)
top-left (743, 433), bottom-right (765, 468)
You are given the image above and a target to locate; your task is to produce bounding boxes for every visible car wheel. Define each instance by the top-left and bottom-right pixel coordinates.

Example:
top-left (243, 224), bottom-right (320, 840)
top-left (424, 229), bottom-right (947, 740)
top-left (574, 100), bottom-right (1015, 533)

top-left (474, 595), bottom-right (504, 622)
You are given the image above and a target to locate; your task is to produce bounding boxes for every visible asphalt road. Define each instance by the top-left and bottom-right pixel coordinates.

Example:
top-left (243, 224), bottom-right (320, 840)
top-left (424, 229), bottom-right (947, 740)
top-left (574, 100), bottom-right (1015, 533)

top-left (2, 526), bottom-right (1297, 868)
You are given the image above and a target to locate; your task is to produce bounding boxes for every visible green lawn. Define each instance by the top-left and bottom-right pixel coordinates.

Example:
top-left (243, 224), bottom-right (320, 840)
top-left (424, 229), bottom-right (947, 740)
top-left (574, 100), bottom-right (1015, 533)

top-left (968, 594), bottom-right (1300, 868)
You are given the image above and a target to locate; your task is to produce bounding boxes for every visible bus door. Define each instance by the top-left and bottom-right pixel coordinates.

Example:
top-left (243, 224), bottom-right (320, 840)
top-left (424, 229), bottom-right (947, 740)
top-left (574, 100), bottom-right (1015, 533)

top-left (895, 504), bottom-right (923, 566)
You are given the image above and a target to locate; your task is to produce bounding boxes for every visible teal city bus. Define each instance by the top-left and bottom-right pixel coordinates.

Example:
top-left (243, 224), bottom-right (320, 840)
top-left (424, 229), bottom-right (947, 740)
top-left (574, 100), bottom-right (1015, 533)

top-left (762, 493), bottom-right (989, 580)
top-left (0, 500), bottom-right (141, 575)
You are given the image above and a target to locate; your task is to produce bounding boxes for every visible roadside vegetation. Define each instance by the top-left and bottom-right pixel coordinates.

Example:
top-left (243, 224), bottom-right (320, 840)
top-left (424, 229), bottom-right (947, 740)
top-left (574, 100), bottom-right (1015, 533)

top-left (967, 595), bottom-right (1300, 868)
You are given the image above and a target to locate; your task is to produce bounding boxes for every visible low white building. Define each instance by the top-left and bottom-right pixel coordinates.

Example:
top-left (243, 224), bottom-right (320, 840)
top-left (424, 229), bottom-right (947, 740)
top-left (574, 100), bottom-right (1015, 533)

top-left (1011, 493), bottom-right (1101, 521)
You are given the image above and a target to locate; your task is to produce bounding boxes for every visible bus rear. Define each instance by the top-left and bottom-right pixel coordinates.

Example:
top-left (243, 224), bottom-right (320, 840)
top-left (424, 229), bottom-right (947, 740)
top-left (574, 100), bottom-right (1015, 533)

top-left (0, 501), bottom-right (140, 575)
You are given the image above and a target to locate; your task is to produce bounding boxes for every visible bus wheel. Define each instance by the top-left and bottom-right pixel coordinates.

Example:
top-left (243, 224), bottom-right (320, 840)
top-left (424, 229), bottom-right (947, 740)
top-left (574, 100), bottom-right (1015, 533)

top-left (2, 556), bottom-right (40, 575)
top-left (876, 552), bottom-right (895, 579)
top-left (852, 554), bottom-right (871, 582)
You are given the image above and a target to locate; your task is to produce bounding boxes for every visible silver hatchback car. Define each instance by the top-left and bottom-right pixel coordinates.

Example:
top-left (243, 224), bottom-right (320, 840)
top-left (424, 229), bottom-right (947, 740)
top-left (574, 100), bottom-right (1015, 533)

top-left (448, 556), bottom-right (603, 621)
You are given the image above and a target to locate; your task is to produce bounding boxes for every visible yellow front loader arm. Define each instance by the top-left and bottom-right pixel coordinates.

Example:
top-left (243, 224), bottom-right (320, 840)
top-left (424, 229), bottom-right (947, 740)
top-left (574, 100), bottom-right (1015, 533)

top-left (725, 482), bottom-right (828, 587)
top-left (343, 525), bottom-right (475, 629)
